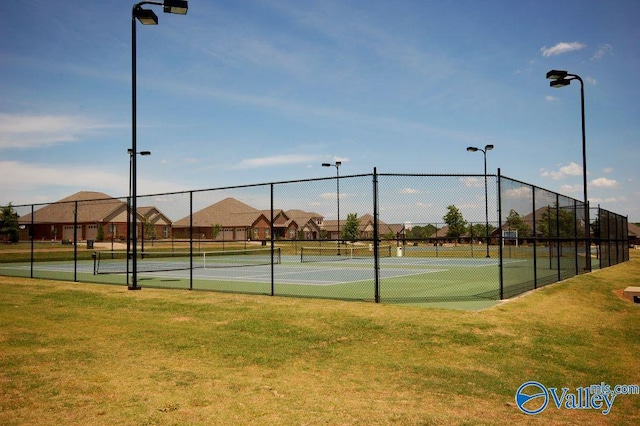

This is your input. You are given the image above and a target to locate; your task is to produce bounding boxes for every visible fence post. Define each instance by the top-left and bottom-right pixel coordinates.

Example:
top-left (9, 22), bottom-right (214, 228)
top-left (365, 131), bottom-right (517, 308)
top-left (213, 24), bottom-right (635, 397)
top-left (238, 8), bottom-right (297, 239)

top-left (74, 201), bottom-right (78, 282)
top-left (532, 186), bottom-right (537, 289)
top-left (373, 168), bottom-right (380, 303)
top-left (189, 191), bottom-right (193, 290)
top-left (30, 204), bottom-right (34, 279)
top-left (555, 194), bottom-right (561, 280)
top-left (497, 168), bottom-right (503, 300)
top-left (271, 183), bottom-right (275, 297)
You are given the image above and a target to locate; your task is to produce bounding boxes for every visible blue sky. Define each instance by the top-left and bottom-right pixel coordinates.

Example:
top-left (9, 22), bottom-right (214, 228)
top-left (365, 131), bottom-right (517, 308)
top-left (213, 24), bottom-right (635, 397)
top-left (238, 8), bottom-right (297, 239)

top-left (1, 0), bottom-right (639, 221)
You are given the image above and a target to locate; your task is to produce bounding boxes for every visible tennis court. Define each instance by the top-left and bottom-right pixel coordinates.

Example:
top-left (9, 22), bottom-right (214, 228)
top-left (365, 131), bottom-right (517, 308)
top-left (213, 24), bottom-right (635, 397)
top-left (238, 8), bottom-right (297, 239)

top-left (0, 246), bottom-right (522, 309)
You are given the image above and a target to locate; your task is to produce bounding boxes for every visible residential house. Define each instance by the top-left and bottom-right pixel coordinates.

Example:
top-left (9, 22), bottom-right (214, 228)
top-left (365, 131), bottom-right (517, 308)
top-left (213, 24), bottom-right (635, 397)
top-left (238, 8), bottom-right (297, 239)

top-left (17, 191), bottom-right (172, 243)
top-left (172, 198), bottom-right (272, 241)
top-left (282, 209), bottom-right (324, 240)
top-left (138, 206), bottom-right (173, 240)
top-left (627, 222), bottom-right (640, 247)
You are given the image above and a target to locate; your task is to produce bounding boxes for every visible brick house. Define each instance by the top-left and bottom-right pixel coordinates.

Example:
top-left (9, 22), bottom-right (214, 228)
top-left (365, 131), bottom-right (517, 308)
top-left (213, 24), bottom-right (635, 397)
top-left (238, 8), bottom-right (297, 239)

top-left (17, 191), bottom-right (172, 242)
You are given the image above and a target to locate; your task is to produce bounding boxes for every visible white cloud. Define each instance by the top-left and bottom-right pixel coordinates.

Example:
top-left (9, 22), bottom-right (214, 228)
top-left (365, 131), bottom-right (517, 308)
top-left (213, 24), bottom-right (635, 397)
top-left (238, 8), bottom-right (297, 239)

top-left (560, 184), bottom-right (582, 194)
top-left (540, 162), bottom-right (583, 180)
top-left (585, 76), bottom-right (597, 85)
top-left (504, 187), bottom-right (532, 199)
top-left (235, 154), bottom-right (322, 169)
top-left (591, 177), bottom-right (617, 188)
top-left (602, 167), bottom-right (614, 173)
top-left (540, 42), bottom-right (586, 57)
top-left (320, 192), bottom-right (348, 200)
top-left (545, 95), bottom-right (559, 102)
top-left (592, 44), bottom-right (613, 60)
top-left (459, 177), bottom-right (482, 188)
top-left (400, 188), bottom-right (420, 194)
top-left (0, 160), bottom-right (185, 205)
top-left (590, 196), bottom-right (626, 204)
top-left (0, 113), bottom-right (117, 150)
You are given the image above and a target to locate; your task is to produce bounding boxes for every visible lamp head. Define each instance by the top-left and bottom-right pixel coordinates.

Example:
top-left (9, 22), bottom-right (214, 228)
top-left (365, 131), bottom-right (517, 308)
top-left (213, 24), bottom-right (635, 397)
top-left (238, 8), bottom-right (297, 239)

top-left (550, 79), bottom-right (571, 88)
top-left (466, 147), bottom-right (479, 152)
top-left (322, 163), bottom-right (331, 167)
top-left (485, 144), bottom-right (494, 151)
top-left (546, 69), bottom-right (568, 80)
top-left (163, 0), bottom-right (188, 15)
top-left (140, 151), bottom-right (152, 156)
top-left (133, 7), bottom-right (159, 25)
top-left (335, 161), bottom-right (342, 167)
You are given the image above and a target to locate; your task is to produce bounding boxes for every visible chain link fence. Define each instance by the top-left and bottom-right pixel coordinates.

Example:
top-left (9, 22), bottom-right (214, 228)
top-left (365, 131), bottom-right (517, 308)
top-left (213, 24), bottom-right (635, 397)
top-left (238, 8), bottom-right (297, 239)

top-left (0, 170), bottom-right (629, 305)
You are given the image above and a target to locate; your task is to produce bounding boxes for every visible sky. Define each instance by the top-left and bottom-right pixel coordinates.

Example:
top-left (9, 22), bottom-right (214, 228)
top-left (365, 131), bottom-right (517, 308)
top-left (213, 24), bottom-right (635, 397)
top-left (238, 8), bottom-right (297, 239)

top-left (1, 0), bottom-right (639, 222)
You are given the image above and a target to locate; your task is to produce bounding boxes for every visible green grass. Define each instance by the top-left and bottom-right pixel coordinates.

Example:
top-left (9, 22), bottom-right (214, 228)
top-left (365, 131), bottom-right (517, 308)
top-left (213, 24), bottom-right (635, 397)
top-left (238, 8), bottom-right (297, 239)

top-left (1, 252), bottom-right (639, 425)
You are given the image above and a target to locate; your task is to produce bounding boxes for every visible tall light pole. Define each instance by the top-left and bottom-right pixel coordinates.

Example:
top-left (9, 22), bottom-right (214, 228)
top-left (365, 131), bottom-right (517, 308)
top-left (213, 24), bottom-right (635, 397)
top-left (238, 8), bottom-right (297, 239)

top-left (546, 69), bottom-right (591, 271)
top-left (322, 161), bottom-right (342, 255)
top-left (467, 144), bottom-right (493, 258)
top-left (127, 150), bottom-right (151, 287)
top-left (130, 0), bottom-right (188, 290)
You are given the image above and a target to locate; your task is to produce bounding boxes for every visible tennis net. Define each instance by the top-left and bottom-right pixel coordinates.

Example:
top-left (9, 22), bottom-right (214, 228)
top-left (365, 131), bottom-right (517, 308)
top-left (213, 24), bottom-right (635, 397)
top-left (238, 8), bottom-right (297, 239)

top-left (93, 247), bottom-right (281, 275)
top-left (300, 245), bottom-right (393, 263)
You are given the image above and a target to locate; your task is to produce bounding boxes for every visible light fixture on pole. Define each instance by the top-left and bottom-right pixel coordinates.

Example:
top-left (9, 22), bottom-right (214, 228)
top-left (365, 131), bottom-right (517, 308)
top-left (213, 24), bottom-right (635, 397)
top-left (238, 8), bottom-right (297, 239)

top-left (546, 69), bottom-right (591, 271)
top-left (322, 161), bottom-right (342, 255)
top-left (130, 0), bottom-right (188, 290)
top-left (466, 144), bottom-right (494, 258)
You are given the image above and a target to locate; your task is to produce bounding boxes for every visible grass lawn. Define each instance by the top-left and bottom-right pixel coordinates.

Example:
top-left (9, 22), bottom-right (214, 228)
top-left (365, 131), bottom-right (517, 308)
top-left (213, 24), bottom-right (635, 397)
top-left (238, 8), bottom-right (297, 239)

top-left (1, 252), bottom-right (639, 425)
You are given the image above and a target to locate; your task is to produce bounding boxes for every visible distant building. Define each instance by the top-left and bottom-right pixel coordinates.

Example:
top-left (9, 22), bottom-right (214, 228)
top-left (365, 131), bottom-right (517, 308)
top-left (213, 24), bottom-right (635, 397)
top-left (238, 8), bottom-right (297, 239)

top-left (17, 191), bottom-right (172, 242)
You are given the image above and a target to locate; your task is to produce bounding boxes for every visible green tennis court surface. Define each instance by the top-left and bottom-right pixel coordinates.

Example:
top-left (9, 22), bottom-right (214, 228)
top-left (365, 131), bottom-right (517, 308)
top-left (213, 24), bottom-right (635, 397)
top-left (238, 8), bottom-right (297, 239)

top-left (0, 253), bottom-right (530, 310)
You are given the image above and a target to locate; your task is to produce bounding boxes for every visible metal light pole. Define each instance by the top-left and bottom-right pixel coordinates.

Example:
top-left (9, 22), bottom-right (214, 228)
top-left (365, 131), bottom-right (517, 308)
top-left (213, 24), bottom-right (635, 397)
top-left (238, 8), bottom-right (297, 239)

top-left (127, 150), bottom-right (151, 287)
top-left (322, 161), bottom-right (342, 255)
top-left (467, 145), bottom-right (493, 258)
top-left (546, 69), bottom-right (591, 271)
top-left (130, 0), bottom-right (188, 290)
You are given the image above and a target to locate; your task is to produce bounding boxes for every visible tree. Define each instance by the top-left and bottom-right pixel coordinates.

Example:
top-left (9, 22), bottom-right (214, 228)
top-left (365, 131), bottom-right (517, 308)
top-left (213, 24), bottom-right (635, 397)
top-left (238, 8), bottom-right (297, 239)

top-left (505, 209), bottom-right (531, 238)
top-left (0, 203), bottom-right (20, 243)
top-left (211, 223), bottom-right (222, 240)
top-left (443, 205), bottom-right (467, 241)
top-left (382, 226), bottom-right (396, 241)
top-left (341, 213), bottom-right (360, 242)
top-left (96, 224), bottom-right (105, 242)
top-left (142, 217), bottom-right (158, 241)
top-left (538, 204), bottom-right (580, 238)
top-left (406, 224), bottom-right (437, 240)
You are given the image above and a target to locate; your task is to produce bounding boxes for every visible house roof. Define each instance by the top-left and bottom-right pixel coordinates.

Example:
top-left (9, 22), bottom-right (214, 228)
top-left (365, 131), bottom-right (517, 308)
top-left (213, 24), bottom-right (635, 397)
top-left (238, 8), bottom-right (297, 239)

top-left (322, 213), bottom-right (393, 233)
top-left (138, 206), bottom-right (173, 225)
top-left (628, 222), bottom-right (640, 237)
top-left (284, 209), bottom-right (323, 229)
top-left (18, 191), bottom-right (127, 224)
top-left (173, 197), bottom-right (266, 228)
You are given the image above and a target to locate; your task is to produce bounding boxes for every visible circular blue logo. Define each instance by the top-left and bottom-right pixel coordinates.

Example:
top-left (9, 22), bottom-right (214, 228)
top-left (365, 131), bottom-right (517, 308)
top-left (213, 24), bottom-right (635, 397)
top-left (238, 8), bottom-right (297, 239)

top-left (515, 381), bottom-right (549, 415)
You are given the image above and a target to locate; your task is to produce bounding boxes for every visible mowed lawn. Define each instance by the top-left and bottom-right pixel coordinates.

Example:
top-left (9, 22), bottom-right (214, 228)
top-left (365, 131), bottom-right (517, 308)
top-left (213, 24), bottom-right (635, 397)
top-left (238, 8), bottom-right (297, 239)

top-left (1, 252), bottom-right (639, 425)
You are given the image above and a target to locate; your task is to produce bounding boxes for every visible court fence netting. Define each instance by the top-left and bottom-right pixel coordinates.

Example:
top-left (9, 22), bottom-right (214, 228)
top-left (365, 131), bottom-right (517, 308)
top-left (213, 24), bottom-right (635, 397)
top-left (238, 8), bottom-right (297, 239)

top-left (1, 169), bottom-right (630, 305)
